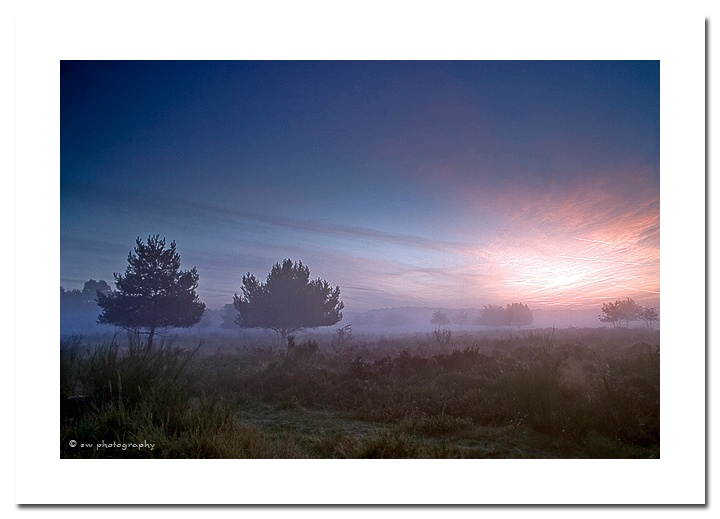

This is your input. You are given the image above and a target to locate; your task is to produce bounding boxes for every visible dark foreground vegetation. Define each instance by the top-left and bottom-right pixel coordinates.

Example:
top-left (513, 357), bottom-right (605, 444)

top-left (61, 328), bottom-right (659, 458)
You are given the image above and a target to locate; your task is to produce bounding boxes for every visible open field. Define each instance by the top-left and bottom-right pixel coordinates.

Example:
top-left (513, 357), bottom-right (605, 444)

top-left (60, 328), bottom-right (659, 458)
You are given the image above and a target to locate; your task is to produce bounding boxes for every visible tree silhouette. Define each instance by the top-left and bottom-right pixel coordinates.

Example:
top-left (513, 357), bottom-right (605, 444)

top-left (430, 310), bottom-right (450, 328)
top-left (97, 235), bottom-right (206, 346)
top-left (641, 306), bottom-right (659, 330)
top-left (219, 303), bottom-right (239, 329)
top-left (506, 303), bottom-right (533, 328)
top-left (599, 298), bottom-right (643, 328)
top-left (453, 309), bottom-right (469, 329)
top-left (233, 259), bottom-right (344, 345)
top-left (618, 298), bottom-right (642, 327)
top-left (477, 304), bottom-right (509, 328)
top-left (599, 300), bottom-right (621, 327)
top-left (476, 303), bottom-right (533, 329)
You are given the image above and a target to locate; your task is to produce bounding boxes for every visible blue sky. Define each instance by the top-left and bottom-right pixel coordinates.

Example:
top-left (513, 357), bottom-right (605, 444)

top-left (61, 60), bottom-right (659, 311)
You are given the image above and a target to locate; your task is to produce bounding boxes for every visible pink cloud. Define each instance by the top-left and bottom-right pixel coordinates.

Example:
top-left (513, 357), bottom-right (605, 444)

top-left (457, 176), bottom-right (659, 308)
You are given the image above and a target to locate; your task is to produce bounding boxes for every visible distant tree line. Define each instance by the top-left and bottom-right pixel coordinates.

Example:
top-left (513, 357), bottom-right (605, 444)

top-left (430, 303), bottom-right (534, 330)
top-left (60, 279), bottom-right (113, 335)
top-left (60, 279), bottom-right (111, 311)
top-left (476, 303), bottom-right (533, 329)
top-left (599, 298), bottom-right (659, 329)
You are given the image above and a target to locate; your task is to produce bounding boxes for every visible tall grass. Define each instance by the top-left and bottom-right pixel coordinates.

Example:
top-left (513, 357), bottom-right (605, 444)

top-left (61, 329), bottom-right (660, 458)
top-left (61, 334), bottom-right (214, 457)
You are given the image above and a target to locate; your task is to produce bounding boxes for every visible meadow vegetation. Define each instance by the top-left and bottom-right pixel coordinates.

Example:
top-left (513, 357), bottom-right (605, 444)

top-left (60, 328), bottom-right (659, 458)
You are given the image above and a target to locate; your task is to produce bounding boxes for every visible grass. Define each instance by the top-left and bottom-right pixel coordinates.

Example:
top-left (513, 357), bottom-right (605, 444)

top-left (60, 328), bottom-right (660, 458)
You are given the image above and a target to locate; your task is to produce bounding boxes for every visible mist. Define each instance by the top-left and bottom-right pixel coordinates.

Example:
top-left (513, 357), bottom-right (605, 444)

top-left (60, 287), bottom-right (655, 338)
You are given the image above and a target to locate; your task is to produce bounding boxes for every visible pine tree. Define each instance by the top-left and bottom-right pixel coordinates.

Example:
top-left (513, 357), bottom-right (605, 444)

top-left (97, 235), bottom-right (205, 346)
top-left (233, 259), bottom-right (344, 346)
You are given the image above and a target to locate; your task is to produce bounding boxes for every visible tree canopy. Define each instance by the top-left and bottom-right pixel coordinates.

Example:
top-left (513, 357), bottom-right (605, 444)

top-left (233, 259), bottom-right (344, 345)
top-left (96, 235), bottom-right (206, 346)
top-left (599, 298), bottom-right (658, 328)
top-left (599, 298), bottom-right (643, 328)
top-left (641, 306), bottom-right (660, 329)
top-left (476, 305), bottom-right (508, 328)
top-left (430, 310), bottom-right (450, 328)
top-left (453, 309), bottom-right (469, 328)
top-left (477, 303), bottom-right (533, 329)
top-left (505, 303), bottom-right (533, 328)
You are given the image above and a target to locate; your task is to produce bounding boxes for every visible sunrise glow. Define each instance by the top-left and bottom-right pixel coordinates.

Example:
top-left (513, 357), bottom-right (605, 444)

top-left (61, 61), bottom-right (659, 314)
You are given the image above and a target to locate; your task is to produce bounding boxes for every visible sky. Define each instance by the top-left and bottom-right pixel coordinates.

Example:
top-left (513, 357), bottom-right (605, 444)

top-left (61, 60), bottom-right (660, 312)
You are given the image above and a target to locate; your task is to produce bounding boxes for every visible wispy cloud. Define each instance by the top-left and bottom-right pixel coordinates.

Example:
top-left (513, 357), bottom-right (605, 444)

top-left (62, 165), bottom-right (659, 311)
top-left (455, 178), bottom-right (660, 308)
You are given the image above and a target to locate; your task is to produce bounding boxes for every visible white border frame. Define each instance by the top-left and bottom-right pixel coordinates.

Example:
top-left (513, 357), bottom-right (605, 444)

top-left (12, 0), bottom-right (708, 506)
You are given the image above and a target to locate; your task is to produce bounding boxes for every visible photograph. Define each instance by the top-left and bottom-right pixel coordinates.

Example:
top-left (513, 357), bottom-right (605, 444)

top-left (60, 60), bottom-right (661, 460)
